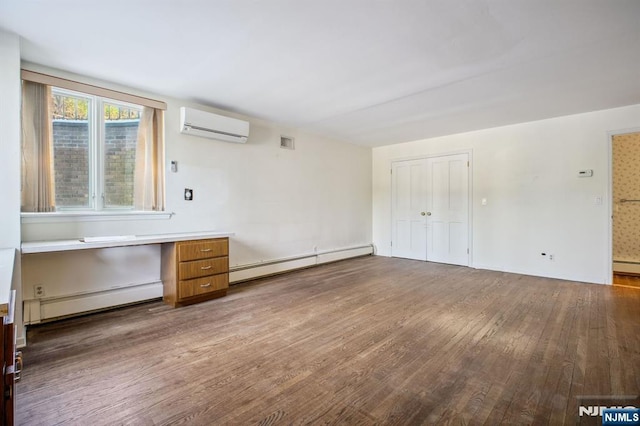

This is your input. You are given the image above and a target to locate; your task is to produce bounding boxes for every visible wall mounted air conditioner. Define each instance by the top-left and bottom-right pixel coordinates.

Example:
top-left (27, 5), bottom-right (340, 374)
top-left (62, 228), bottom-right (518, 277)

top-left (180, 107), bottom-right (250, 143)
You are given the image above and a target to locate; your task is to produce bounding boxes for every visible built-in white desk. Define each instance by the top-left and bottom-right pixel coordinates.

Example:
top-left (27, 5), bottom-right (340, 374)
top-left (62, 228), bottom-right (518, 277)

top-left (21, 231), bottom-right (234, 254)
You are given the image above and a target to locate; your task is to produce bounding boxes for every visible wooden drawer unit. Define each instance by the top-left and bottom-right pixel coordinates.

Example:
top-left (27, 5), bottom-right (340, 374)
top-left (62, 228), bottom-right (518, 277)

top-left (161, 238), bottom-right (229, 307)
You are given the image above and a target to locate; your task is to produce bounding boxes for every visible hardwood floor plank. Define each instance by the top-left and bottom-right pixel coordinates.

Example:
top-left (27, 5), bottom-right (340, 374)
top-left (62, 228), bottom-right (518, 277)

top-left (16, 257), bottom-right (640, 425)
top-left (613, 274), bottom-right (640, 289)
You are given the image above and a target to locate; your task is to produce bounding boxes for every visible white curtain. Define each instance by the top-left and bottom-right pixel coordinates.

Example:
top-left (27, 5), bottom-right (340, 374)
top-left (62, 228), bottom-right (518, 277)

top-left (21, 81), bottom-right (56, 212)
top-left (134, 107), bottom-right (165, 211)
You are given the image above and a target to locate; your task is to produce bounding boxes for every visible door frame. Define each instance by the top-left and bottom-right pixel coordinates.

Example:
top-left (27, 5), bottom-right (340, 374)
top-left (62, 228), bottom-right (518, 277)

top-left (607, 127), bottom-right (640, 285)
top-left (389, 149), bottom-right (473, 266)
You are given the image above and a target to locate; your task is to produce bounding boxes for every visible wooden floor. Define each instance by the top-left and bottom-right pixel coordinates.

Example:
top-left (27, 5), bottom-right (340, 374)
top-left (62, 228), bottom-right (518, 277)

top-left (614, 273), bottom-right (640, 289)
top-left (17, 256), bottom-right (640, 425)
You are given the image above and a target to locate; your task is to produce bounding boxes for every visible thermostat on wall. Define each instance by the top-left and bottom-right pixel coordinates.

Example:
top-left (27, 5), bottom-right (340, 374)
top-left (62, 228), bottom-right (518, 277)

top-left (578, 169), bottom-right (593, 177)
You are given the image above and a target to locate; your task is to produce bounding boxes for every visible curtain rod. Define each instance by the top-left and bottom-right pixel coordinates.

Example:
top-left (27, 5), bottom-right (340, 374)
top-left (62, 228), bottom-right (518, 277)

top-left (21, 69), bottom-right (167, 111)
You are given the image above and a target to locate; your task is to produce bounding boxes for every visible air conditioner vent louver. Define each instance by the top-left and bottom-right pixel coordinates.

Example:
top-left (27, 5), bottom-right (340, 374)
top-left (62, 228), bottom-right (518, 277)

top-left (280, 136), bottom-right (295, 150)
top-left (180, 107), bottom-right (250, 144)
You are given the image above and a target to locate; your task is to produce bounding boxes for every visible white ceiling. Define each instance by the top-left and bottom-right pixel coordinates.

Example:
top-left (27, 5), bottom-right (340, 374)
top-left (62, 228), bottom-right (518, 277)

top-left (1, 1), bottom-right (639, 147)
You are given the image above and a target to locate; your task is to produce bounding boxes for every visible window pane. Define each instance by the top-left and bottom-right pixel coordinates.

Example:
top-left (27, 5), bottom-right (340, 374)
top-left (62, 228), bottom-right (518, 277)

top-left (52, 91), bottom-right (92, 208)
top-left (103, 102), bottom-right (140, 208)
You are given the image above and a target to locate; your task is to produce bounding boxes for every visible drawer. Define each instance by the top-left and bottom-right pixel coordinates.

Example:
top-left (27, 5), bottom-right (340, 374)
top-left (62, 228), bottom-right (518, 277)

top-left (179, 274), bottom-right (228, 299)
top-left (178, 239), bottom-right (228, 261)
top-left (179, 257), bottom-right (228, 280)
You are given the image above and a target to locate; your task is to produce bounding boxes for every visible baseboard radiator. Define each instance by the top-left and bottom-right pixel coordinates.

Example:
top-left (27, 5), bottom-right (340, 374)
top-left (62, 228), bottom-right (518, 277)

top-left (23, 282), bottom-right (163, 325)
top-left (613, 260), bottom-right (640, 275)
top-left (23, 244), bottom-right (373, 325)
top-left (229, 245), bottom-right (374, 283)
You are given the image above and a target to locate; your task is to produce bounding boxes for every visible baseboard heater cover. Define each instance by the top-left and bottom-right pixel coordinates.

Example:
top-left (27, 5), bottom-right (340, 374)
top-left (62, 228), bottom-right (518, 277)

top-left (24, 281), bottom-right (162, 325)
top-left (229, 245), bottom-right (373, 283)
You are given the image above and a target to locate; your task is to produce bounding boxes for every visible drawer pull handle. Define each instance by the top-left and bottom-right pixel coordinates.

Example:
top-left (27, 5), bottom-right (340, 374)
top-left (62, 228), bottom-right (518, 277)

top-left (200, 283), bottom-right (211, 288)
top-left (200, 266), bottom-right (212, 270)
top-left (200, 248), bottom-right (212, 252)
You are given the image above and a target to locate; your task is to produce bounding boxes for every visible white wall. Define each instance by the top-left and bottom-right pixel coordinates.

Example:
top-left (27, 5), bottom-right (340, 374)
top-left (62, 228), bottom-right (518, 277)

top-left (0, 30), bottom-right (23, 344)
top-left (19, 64), bottom-right (372, 330)
top-left (0, 32), bottom-right (21, 247)
top-left (373, 104), bottom-right (640, 284)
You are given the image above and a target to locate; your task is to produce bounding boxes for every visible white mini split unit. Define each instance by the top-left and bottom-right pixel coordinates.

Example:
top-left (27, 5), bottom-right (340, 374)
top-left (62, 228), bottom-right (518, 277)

top-left (180, 107), bottom-right (250, 143)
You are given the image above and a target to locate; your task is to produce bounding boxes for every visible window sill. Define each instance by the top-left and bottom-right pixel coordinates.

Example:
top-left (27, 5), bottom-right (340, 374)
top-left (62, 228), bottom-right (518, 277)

top-left (21, 211), bottom-right (174, 224)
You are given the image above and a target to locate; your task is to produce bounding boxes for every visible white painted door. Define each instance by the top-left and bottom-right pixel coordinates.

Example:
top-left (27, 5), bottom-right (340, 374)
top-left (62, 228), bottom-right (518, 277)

top-left (426, 153), bottom-right (469, 266)
top-left (391, 159), bottom-right (428, 260)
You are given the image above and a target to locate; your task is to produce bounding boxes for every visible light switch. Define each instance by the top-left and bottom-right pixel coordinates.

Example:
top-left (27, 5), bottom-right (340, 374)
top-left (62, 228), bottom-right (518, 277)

top-left (594, 196), bottom-right (603, 205)
top-left (481, 198), bottom-right (487, 206)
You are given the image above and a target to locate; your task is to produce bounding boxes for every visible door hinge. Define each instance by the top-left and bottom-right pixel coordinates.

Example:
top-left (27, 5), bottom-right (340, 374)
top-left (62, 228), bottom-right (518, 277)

top-left (390, 241), bottom-right (393, 247)
top-left (467, 161), bottom-right (469, 167)
top-left (390, 169), bottom-right (392, 175)
top-left (467, 248), bottom-right (469, 254)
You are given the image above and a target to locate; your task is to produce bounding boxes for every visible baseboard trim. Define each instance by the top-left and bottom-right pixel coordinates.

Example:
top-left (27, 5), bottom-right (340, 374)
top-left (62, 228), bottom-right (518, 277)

top-left (229, 245), bottom-right (373, 283)
top-left (613, 261), bottom-right (640, 275)
top-left (24, 281), bottom-right (163, 325)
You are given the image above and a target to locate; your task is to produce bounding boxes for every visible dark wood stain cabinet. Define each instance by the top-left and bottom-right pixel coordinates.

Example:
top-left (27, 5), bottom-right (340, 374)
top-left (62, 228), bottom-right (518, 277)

top-left (1, 291), bottom-right (17, 426)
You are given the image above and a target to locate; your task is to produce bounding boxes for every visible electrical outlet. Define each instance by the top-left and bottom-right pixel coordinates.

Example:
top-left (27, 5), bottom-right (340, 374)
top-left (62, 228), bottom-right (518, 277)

top-left (35, 285), bottom-right (45, 298)
top-left (549, 254), bottom-right (554, 261)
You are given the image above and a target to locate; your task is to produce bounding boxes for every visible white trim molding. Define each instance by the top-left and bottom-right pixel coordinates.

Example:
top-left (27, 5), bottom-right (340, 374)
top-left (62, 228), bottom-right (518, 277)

top-left (21, 211), bottom-right (174, 224)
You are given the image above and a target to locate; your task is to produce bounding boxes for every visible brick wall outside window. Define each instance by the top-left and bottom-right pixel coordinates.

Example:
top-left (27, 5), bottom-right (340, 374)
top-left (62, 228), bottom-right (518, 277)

top-left (53, 120), bottom-right (139, 207)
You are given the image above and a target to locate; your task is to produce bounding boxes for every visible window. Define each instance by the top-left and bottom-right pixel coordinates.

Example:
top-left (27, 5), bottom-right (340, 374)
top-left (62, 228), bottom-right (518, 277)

top-left (51, 88), bottom-right (142, 210)
top-left (20, 70), bottom-right (166, 214)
